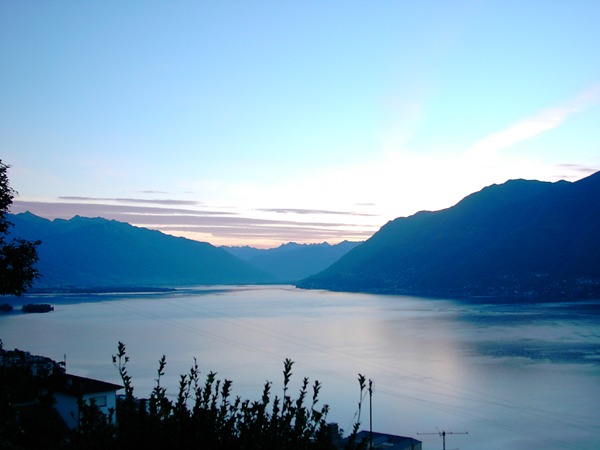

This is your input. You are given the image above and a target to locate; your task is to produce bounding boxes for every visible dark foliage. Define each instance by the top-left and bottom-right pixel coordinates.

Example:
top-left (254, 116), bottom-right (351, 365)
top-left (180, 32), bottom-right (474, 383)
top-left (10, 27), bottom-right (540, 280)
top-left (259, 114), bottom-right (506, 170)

top-left (0, 161), bottom-right (40, 296)
top-left (0, 343), bottom-right (66, 449)
top-left (1, 342), bottom-right (366, 449)
top-left (60, 342), bottom-right (363, 450)
top-left (105, 342), bottom-right (338, 450)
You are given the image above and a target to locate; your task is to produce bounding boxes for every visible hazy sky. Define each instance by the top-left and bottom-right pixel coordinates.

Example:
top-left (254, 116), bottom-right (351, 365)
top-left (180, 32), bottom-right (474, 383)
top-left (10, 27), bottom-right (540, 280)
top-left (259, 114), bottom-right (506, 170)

top-left (2, 1), bottom-right (599, 247)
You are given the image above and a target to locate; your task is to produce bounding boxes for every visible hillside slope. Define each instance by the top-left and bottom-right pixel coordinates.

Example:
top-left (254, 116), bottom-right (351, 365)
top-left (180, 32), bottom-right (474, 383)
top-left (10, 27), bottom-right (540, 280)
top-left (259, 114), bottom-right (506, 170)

top-left (298, 171), bottom-right (600, 300)
top-left (223, 241), bottom-right (361, 283)
top-left (8, 213), bottom-right (273, 290)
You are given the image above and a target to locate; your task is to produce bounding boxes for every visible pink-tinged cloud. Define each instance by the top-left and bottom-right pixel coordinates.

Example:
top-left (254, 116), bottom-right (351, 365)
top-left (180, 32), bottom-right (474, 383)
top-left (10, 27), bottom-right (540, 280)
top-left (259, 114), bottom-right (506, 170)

top-left (10, 200), bottom-right (236, 220)
top-left (10, 200), bottom-right (377, 246)
top-left (158, 225), bottom-right (373, 241)
top-left (59, 196), bottom-right (202, 206)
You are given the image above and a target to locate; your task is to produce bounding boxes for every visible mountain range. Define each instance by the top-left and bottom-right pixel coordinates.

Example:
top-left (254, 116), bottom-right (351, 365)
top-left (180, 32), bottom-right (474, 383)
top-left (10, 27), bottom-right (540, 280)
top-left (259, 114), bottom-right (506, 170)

top-left (7, 213), bottom-right (270, 290)
top-left (6, 213), bottom-right (357, 291)
top-left (223, 241), bottom-right (361, 283)
top-left (297, 171), bottom-right (600, 300)
top-left (7, 170), bottom-right (600, 299)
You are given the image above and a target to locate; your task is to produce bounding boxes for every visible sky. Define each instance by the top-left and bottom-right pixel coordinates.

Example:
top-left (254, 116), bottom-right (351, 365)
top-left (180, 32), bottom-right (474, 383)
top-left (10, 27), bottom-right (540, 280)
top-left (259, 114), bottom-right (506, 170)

top-left (2, 1), bottom-right (599, 248)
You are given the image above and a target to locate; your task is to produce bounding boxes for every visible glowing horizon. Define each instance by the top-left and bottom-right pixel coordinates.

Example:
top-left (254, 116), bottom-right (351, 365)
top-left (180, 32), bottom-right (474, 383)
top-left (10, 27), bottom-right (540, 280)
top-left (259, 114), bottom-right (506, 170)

top-left (2, 1), bottom-right (599, 248)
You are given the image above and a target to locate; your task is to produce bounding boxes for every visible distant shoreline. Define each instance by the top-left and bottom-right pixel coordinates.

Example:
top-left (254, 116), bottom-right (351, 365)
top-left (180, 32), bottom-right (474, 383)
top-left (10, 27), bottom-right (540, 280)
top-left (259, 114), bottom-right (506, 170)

top-left (23, 286), bottom-right (177, 295)
top-left (0, 284), bottom-right (288, 306)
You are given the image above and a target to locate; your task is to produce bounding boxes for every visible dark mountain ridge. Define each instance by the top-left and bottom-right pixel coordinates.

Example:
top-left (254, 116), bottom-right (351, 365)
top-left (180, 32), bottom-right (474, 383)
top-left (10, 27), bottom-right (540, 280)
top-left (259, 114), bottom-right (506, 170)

top-left (7, 213), bottom-right (272, 290)
top-left (223, 241), bottom-right (361, 283)
top-left (297, 171), bottom-right (600, 300)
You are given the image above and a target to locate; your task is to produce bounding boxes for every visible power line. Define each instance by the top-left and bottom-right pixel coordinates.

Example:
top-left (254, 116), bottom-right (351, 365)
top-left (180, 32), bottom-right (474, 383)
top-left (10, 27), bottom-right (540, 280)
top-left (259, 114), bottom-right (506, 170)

top-left (90, 287), bottom-right (599, 448)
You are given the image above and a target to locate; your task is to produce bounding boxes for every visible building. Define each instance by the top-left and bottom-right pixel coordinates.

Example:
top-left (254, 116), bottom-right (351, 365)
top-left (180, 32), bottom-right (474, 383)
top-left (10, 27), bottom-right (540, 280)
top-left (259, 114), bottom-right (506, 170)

top-left (49, 373), bottom-right (123, 430)
top-left (1, 347), bottom-right (122, 430)
top-left (343, 430), bottom-right (422, 450)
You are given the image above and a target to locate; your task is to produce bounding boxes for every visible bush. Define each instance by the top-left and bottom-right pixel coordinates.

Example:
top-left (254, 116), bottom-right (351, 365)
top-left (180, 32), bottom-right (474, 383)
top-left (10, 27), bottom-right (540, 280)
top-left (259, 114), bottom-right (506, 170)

top-left (99, 342), bottom-right (345, 450)
top-left (1, 342), bottom-right (364, 449)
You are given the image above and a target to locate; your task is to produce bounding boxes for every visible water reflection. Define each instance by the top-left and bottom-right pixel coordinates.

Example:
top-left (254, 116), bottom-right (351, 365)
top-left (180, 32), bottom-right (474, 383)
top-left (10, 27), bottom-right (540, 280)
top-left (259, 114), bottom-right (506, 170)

top-left (1, 286), bottom-right (599, 449)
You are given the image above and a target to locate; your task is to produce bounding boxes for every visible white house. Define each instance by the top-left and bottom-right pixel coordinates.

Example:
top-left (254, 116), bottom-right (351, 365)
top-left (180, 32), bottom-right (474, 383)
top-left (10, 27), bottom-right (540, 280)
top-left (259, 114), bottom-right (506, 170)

top-left (51, 373), bottom-right (123, 430)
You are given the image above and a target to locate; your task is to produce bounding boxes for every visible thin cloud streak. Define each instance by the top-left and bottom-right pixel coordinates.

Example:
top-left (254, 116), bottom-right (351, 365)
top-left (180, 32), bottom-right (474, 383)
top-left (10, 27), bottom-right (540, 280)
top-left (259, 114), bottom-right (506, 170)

top-left (131, 215), bottom-right (366, 228)
top-left (468, 82), bottom-right (600, 157)
top-left (158, 225), bottom-right (372, 246)
top-left (556, 163), bottom-right (598, 174)
top-left (158, 225), bottom-right (373, 237)
top-left (258, 208), bottom-right (377, 217)
top-left (11, 200), bottom-right (378, 247)
top-left (11, 201), bottom-right (237, 219)
top-left (550, 164), bottom-right (599, 180)
top-left (13, 201), bottom-right (367, 228)
top-left (60, 196), bottom-right (201, 206)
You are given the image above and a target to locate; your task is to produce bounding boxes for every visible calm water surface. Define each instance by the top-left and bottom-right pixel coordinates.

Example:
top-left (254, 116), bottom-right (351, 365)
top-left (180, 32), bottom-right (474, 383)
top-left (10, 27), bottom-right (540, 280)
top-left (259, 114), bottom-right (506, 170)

top-left (1, 285), bottom-right (599, 450)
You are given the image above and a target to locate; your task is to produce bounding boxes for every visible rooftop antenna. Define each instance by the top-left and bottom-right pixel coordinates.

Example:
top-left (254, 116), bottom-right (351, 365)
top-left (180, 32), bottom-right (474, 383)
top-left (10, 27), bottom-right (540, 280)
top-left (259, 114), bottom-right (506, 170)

top-left (417, 430), bottom-right (468, 450)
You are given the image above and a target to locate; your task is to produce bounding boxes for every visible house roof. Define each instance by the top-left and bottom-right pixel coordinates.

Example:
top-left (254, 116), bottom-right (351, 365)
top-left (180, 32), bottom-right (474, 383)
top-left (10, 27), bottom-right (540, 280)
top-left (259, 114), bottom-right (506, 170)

top-left (51, 373), bottom-right (123, 396)
top-left (346, 430), bottom-right (421, 449)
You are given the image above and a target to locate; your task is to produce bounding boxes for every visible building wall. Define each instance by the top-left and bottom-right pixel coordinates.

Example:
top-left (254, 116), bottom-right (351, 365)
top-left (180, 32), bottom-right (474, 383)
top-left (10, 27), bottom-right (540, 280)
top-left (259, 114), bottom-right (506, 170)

top-left (53, 389), bottom-right (118, 429)
top-left (83, 390), bottom-right (117, 424)
top-left (53, 392), bottom-right (79, 430)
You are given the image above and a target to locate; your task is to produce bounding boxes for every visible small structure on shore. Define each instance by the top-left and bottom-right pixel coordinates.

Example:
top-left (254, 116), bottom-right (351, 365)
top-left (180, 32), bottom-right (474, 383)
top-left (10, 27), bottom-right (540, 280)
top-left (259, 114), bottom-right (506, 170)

top-left (21, 303), bottom-right (54, 313)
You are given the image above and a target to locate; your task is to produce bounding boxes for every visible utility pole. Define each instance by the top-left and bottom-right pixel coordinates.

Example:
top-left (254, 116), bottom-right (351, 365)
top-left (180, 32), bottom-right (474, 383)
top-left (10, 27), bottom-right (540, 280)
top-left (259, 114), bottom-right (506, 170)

top-left (368, 379), bottom-right (373, 450)
top-left (417, 430), bottom-right (468, 450)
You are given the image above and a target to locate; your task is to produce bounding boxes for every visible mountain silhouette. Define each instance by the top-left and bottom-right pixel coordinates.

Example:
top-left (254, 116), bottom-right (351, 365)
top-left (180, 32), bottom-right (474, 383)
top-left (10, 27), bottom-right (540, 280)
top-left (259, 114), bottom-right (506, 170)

top-left (223, 241), bottom-right (361, 283)
top-left (297, 171), bottom-right (600, 300)
top-left (7, 213), bottom-right (272, 290)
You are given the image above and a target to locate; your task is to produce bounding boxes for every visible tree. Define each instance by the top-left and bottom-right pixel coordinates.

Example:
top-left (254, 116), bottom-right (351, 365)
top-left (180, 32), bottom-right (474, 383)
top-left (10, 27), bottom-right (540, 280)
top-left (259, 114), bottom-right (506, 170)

top-left (0, 160), bottom-right (40, 295)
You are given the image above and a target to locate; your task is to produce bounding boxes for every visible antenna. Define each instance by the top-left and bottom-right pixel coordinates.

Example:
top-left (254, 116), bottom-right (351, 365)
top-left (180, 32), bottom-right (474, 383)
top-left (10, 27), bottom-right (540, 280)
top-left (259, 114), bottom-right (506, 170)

top-left (417, 430), bottom-right (468, 450)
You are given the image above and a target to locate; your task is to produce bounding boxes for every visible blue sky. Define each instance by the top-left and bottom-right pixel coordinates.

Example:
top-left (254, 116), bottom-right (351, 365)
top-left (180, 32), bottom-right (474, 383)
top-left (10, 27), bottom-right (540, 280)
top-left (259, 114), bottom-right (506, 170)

top-left (2, 1), bottom-right (599, 247)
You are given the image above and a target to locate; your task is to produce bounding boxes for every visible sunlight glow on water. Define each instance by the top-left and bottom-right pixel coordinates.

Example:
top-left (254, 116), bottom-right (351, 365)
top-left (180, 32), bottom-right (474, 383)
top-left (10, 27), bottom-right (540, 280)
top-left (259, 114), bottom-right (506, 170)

top-left (1, 285), bottom-right (599, 450)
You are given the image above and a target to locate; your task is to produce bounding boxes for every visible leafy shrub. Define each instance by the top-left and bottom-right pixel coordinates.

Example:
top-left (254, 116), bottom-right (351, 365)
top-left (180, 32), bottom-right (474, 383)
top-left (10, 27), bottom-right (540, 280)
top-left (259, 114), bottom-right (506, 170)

top-left (100, 342), bottom-right (351, 450)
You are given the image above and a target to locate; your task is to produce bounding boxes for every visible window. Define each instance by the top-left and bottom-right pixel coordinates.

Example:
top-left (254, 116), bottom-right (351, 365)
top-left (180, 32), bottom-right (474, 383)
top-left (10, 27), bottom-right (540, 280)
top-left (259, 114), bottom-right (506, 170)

top-left (88, 395), bottom-right (107, 407)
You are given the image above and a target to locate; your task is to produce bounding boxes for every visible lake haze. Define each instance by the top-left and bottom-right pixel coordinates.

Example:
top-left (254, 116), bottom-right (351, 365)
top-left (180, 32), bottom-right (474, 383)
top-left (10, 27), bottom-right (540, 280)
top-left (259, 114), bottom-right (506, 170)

top-left (1, 285), bottom-right (599, 450)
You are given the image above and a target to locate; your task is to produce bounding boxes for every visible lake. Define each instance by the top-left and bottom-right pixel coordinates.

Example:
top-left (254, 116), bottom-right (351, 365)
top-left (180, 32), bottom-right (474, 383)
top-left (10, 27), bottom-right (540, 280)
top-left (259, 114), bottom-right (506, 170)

top-left (1, 285), bottom-right (599, 449)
